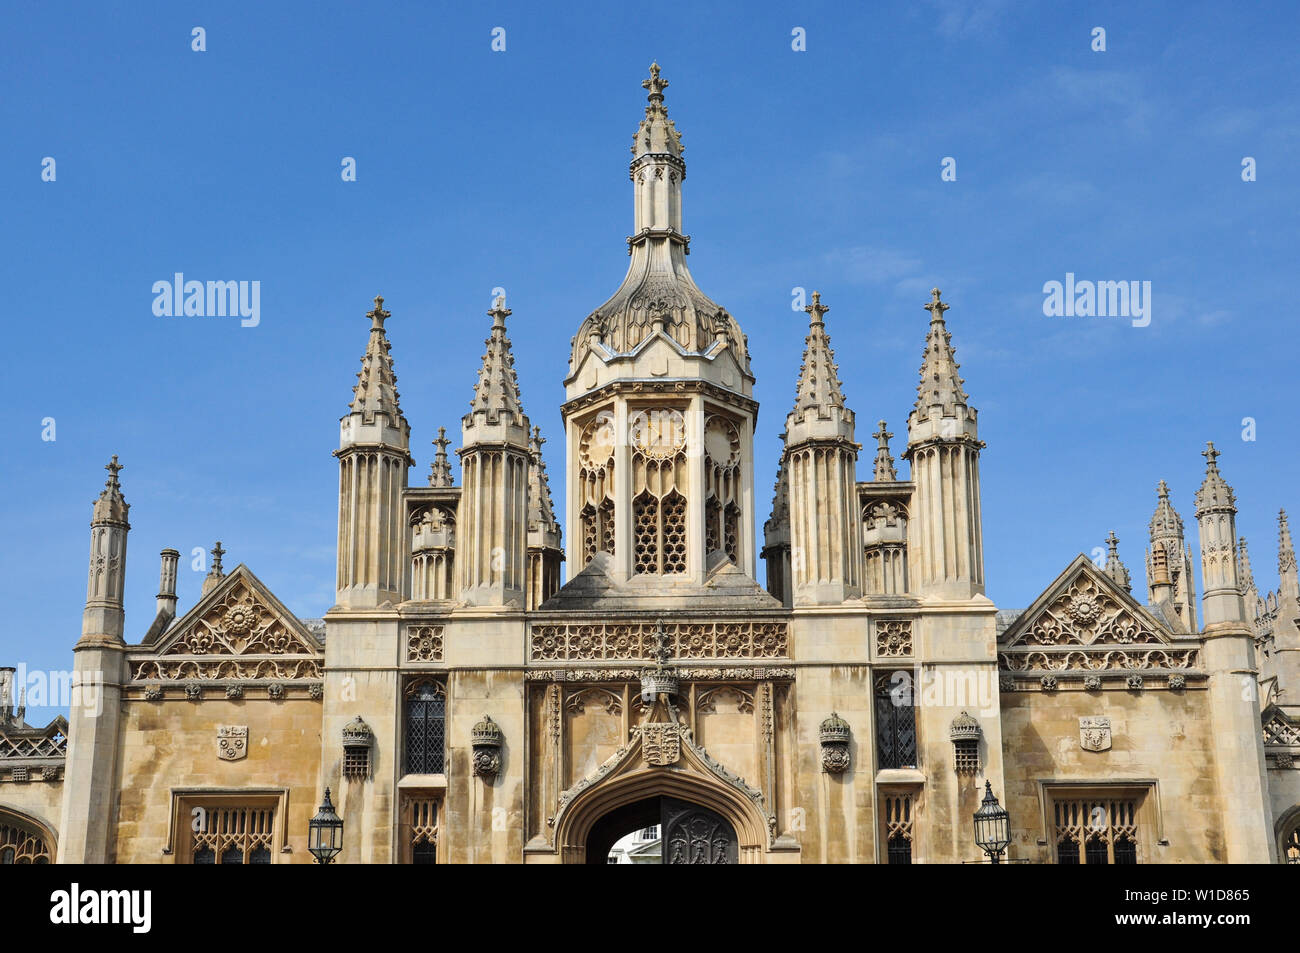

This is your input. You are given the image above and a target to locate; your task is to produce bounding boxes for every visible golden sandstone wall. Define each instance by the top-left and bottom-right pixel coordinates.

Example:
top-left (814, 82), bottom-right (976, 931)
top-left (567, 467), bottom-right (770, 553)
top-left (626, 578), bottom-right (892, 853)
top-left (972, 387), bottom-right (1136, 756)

top-left (113, 696), bottom-right (322, 863)
top-left (1000, 685), bottom-right (1225, 863)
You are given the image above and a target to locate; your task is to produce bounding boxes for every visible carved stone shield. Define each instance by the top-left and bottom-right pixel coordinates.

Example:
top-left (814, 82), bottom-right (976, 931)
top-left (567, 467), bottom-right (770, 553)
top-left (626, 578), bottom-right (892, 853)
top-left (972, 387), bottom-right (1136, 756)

top-left (1079, 716), bottom-right (1111, 752)
top-left (642, 723), bottom-right (680, 766)
top-left (217, 725), bottom-right (248, 762)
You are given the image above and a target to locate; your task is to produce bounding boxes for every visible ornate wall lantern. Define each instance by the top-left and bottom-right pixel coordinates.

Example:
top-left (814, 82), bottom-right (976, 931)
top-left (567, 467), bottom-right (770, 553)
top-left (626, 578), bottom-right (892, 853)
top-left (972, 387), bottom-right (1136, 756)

top-left (949, 711), bottom-right (982, 775)
top-left (471, 715), bottom-right (503, 781)
top-left (819, 711), bottom-right (851, 774)
top-left (308, 788), bottom-right (343, 865)
top-left (972, 781), bottom-right (1011, 864)
top-left (341, 716), bottom-right (373, 780)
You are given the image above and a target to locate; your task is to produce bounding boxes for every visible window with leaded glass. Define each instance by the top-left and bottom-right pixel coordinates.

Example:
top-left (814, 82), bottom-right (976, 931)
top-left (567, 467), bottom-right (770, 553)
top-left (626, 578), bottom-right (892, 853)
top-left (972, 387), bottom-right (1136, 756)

top-left (881, 791), bottom-right (916, 864)
top-left (402, 794), bottom-right (440, 864)
top-left (404, 678), bottom-right (447, 775)
top-left (189, 804), bottom-right (276, 865)
top-left (0, 813), bottom-right (54, 864)
top-left (1052, 792), bottom-right (1143, 865)
top-left (1284, 822), bottom-right (1300, 864)
top-left (874, 673), bottom-right (917, 769)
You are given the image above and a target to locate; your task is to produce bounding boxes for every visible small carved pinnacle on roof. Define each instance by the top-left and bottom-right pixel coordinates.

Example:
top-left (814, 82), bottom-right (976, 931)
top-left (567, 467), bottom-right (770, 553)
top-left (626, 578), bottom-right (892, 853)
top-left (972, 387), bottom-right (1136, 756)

top-left (1280, 509), bottom-right (1297, 576)
top-left (643, 62), bottom-right (668, 104)
top-left (872, 420), bottom-right (898, 481)
top-left (1238, 536), bottom-right (1256, 592)
top-left (1104, 531), bottom-right (1132, 592)
top-left (925, 287), bottom-right (950, 322)
top-left (367, 294), bottom-right (390, 330)
top-left (530, 425), bottom-right (545, 460)
top-left (428, 426), bottom-right (454, 487)
top-left (1157, 479), bottom-right (1170, 500)
top-left (210, 541), bottom-right (225, 576)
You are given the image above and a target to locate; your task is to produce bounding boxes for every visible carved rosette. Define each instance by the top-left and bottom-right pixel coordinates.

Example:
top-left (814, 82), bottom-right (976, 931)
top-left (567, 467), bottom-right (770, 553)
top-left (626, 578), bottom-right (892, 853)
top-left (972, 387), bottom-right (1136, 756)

top-left (819, 712), bottom-right (851, 774)
top-left (875, 620), bottom-right (913, 658)
top-left (406, 625), bottom-right (444, 663)
top-left (471, 715), bottom-right (503, 781)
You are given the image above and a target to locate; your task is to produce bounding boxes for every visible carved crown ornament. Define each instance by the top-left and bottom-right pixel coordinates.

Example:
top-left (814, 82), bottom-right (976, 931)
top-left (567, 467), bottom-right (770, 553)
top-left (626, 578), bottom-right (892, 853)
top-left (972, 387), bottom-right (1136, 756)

top-left (471, 715), bottom-right (503, 781)
top-left (131, 567), bottom-right (323, 683)
top-left (819, 712), bottom-right (851, 774)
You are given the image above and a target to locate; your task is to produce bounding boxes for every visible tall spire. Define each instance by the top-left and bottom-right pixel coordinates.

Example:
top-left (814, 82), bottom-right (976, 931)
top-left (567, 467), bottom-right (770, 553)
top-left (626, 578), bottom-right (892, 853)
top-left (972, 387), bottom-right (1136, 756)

top-left (1103, 531), bottom-right (1132, 593)
top-left (428, 426), bottom-right (454, 487)
top-left (911, 289), bottom-right (972, 424)
top-left (1146, 479), bottom-right (1197, 632)
top-left (1194, 442), bottom-right (1245, 626)
top-left (567, 64), bottom-right (750, 383)
top-left (465, 296), bottom-right (528, 441)
top-left (336, 294), bottom-right (411, 609)
top-left (904, 288), bottom-right (985, 599)
top-left (1149, 479), bottom-right (1183, 538)
top-left (1279, 508), bottom-right (1298, 599)
top-left (82, 454), bottom-right (130, 643)
top-left (872, 420), bottom-right (898, 481)
top-left (786, 292), bottom-right (853, 441)
top-left (349, 295), bottom-right (404, 421)
top-left (527, 426), bottom-right (559, 535)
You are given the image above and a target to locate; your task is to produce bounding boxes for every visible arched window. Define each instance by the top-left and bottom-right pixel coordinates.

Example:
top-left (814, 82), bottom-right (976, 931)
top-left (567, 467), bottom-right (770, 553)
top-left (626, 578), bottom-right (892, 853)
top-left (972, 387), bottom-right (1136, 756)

top-left (404, 678), bottom-right (447, 775)
top-left (874, 672), bottom-right (917, 769)
top-left (0, 813), bottom-right (54, 864)
top-left (1282, 814), bottom-right (1300, 864)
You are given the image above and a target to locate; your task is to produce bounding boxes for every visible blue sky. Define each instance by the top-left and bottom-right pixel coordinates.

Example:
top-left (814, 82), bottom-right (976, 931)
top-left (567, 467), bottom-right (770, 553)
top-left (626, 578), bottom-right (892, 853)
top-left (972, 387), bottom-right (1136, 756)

top-left (3, 2), bottom-right (1297, 723)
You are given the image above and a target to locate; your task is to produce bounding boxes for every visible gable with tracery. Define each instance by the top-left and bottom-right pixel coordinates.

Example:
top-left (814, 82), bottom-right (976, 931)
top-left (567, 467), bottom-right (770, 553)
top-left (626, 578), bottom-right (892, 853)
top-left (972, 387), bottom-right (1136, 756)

top-left (131, 565), bottom-right (322, 681)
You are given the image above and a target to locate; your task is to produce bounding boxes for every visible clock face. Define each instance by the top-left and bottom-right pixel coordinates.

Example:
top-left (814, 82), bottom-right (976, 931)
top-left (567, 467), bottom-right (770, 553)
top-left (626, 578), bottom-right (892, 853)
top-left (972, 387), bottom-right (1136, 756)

top-left (580, 412), bottom-right (617, 468)
top-left (630, 409), bottom-right (686, 458)
top-left (704, 416), bottom-right (740, 467)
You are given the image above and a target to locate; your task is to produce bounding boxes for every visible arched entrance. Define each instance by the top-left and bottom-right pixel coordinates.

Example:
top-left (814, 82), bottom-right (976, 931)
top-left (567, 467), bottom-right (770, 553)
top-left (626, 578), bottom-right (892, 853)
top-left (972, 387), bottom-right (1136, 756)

top-left (588, 796), bottom-right (738, 865)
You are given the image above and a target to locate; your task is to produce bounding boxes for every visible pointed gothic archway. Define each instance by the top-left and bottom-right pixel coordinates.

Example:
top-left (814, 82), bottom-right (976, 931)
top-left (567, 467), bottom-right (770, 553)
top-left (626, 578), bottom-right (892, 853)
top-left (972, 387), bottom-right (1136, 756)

top-left (588, 796), bottom-right (738, 864)
top-left (548, 719), bottom-right (774, 863)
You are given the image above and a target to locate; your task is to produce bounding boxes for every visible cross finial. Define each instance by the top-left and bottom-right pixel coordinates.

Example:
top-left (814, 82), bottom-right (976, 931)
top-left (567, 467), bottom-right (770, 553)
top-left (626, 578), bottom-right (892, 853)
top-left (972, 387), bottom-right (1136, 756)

top-left (104, 454), bottom-right (123, 487)
top-left (531, 425), bottom-right (545, 452)
top-left (924, 287), bottom-right (949, 321)
top-left (1202, 441), bottom-right (1220, 470)
top-left (367, 294), bottom-right (390, 330)
top-left (643, 62), bottom-right (668, 104)
top-left (1106, 530), bottom-right (1120, 553)
top-left (1156, 479), bottom-right (1169, 498)
top-left (805, 290), bottom-right (829, 324)
top-left (434, 426), bottom-right (449, 455)
top-left (874, 420), bottom-right (893, 447)
top-left (210, 541), bottom-right (225, 575)
top-left (488, 295), bottom-right (511, 328)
